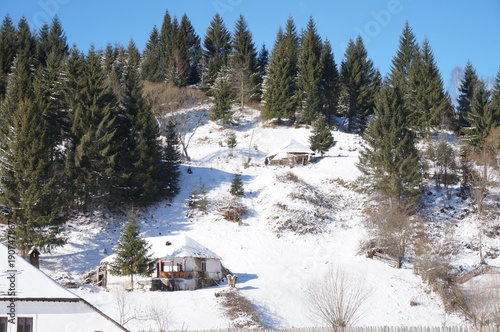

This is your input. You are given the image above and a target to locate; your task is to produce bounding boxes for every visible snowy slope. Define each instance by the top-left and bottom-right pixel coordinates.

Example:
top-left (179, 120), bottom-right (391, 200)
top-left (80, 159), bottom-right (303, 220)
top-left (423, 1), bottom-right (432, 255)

top-left (34, 106), bottom-right (499, 330)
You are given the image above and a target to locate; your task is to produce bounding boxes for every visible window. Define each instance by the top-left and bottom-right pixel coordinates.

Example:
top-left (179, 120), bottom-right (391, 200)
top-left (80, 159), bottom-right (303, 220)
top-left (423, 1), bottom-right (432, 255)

top-left (0, 317), bottom-right (7, 332)
top-left (201, 261), bottom-right (207, 272)
top-left (17, 317), bottom-right (33, 332)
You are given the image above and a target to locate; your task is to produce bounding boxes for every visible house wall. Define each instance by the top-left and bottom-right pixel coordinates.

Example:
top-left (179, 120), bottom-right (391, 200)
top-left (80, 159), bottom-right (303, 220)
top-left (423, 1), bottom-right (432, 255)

top-left (0, 300), bottom-right (125, 332)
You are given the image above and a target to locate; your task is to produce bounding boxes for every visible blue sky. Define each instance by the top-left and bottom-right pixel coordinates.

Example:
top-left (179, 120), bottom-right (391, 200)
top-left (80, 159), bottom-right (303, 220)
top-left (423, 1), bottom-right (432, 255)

top-left (1, 0), bottom-right (499, 97)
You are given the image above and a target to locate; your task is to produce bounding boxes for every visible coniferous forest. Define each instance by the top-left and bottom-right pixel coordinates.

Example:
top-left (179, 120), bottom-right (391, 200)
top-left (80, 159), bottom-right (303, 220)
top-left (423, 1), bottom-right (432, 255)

top-left (0, 12), bottom-right (499, 256)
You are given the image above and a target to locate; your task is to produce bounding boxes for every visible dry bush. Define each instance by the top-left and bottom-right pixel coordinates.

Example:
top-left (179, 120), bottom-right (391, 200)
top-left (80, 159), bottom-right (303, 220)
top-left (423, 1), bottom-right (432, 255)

top-left (218, 198), bottom-right (247, 224)
top-left (465, 276), bottom-right (500, 327)
top-left (305, 266), bottom-right (371, 328)
top-left (276, 171), bottom-right (300, 183)
top-left (215, 288), bottom-right (263, 328)
top-left (363, 207), bottom-right (421, 268)
top-left (142, 81), bottom-right (208, 116)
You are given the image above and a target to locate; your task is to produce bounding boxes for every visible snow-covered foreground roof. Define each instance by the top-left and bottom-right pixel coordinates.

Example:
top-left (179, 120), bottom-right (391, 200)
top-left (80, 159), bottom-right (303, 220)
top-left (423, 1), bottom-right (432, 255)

top-left (101, 234), bottom-right (221, 264)
top-left (0, 243), bottom-right (78, 299)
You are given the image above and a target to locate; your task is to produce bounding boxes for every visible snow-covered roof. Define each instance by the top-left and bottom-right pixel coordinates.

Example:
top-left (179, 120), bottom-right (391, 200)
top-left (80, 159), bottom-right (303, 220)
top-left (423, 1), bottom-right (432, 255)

top-left (0, 243), bottom-right (78, 299)
top-left (266, 138), bottom-right (314, 159)
top-left (101, 234), bottom-right (221, 264)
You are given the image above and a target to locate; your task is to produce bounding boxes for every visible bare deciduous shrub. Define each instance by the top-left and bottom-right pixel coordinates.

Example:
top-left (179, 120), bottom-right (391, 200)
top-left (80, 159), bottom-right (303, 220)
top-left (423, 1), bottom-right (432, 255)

top-left (215, 288), bottom-right (263, 328)
top-left (305, 266), bottom-right (371, 329)
top-left (218, 197), bottom-right (247, 224)
top-left (143, 81), bottom-right (207, 116)
top-left (363, 207), bottom-right (421, 269)
top-left (464, 276), bottom-right (500, 327)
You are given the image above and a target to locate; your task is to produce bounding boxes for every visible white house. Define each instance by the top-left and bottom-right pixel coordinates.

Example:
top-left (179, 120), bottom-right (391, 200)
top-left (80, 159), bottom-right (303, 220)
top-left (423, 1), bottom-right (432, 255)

top-left (100, 234), bottom-right (223, 291)
top-left (0, 243), bottom-right (127, 332)
top-left (264, 138), bottom-right (315, 166)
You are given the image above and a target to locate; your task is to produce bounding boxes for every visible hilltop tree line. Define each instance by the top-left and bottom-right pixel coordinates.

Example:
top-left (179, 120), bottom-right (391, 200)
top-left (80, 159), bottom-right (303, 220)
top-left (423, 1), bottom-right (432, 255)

top-left (0, 12), bottom-right (499, 254)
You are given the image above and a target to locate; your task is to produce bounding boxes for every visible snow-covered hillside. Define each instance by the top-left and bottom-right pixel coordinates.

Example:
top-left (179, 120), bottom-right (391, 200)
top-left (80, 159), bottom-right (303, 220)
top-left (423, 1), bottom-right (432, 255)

top-left (38, 106), bottom-right (499, 331)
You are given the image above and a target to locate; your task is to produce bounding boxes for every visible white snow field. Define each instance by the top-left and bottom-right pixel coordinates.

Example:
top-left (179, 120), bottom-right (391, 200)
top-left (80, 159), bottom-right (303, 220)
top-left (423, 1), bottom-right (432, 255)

top-left (35, 106), bottom-right (499, 331)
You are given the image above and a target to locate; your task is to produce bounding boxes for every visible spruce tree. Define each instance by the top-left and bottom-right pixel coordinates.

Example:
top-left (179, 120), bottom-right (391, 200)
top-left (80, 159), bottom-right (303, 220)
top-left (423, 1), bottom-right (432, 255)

top-left (463, 79), bottom-right (493, 148)
top-left (388, 22), bottom-right (419, 96)
top-left (158, 10), bottom-right (175, 82)
top-left (0, 47), bottom-right (65, 254)
top-left (0, 15), bottom-right (17, 97)
top-left (202, 13), bottom-right (232, 91)
top-left (230, 14), bottom-right (260, 106)
top-left (357, 83), bottom-right (422, 210)
top-left (111, 214), bottom-right (153, 290)
top-left (141, 26), bottom-right (162, 82)
top-left (309, 117), bottom-right (335, 157)
top-left (262, 18), bottom-right (299, 122)
top-left (230, 173), bottom-right (244, 197)
top-left (489, 67), bottom-right (500, 127)
top-left (162, 120), bottom-right (182, 197)
top-left (210, 66), bottom-right (235, 124)
top-left (456, 61), bottom-right (479, 128)
top-left (176, 14), bottom-right (201, 86)
top-left (339, 36), bottom-right (380, 132)
top-left (66, 46), bottom-right (118, 210)
top-left (319, 38), bottom-right (339, 118)
top-left (407, 38), bottom-right (449, 131)
top-left (119, 40), bottom-right (164, 205)
top-left (297, 17), bottom-right (323, 124)
top-left (257, 43), bottom-right (269, 79)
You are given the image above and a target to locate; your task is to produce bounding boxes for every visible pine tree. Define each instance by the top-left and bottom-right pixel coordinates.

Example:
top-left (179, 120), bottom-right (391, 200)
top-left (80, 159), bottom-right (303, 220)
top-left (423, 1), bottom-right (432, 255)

top-left (210, 66), bottom-right (235, 124)
top-left (489, 67), bottom-right (500, 127)
top-left (141, 26), bottom-right (162, 82)
top-left (230, 173), bottom-right (244, 197)
top-left (388, 22), bottom-right (419, 96)
top-left (111, 214), bottom-right (153, 290)
top-left (309, 117), bottom-right (335, 157)
top-left (457, 61), bottom-right (479, 128)
top-left (176, 14), bottom-right (201, 85)
top-left (257, 43), bottom-right (269, 79)
top-left (297, 17), bottom-right (323, 124)
top-left (162, 120), bottom-right (181, 197)
top-left (357, 83), bottom-right (422, 210)
top-left (463, 79), bottom-right (493, 148)
top-left (202, 13), bottom-right (232, 91)
top-left (119, 40), bottom-right (164, 205)
top-left (0, 15), bottom-right (17, 97)
top-left (407, 38), bottom-right (449, 131)
top-left (262, 18), bottom-right (299, 122)
top-left (0, 45), bottom-right (65, 254)
top-left (230, 14), bottom-right (260, 106)
top-left (158, 10), bottom-right (175, 82)
top-left (339, 36), bottom-right (380, 132)
top-left (319, 38), bottom-right (339, 118)
top-left (66, 46), bottom-right (119, 210)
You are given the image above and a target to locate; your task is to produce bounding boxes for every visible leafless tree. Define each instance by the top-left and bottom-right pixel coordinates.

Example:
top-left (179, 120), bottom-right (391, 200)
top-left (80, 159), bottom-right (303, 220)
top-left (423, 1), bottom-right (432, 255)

top-left (170, 109), bottom-right (208, 161)
top-left (147, 301), bottom-right (171, 332)
top-left (305, 266), bottom-right (371, 329)
top-left (112, 292), bottom-right (148, 327)
top-left (465, 275), bottom-right (500, 327)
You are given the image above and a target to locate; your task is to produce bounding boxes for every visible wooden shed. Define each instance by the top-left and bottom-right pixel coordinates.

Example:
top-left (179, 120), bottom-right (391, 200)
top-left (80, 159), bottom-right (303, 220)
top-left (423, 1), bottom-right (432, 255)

top-left (264, 138), bottom-right (315, 166)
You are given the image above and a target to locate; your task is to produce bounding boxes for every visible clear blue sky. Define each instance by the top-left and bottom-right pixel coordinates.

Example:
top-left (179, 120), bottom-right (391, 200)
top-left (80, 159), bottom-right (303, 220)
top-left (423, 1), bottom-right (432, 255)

top-left (2, 0), bottom-right (499, 97)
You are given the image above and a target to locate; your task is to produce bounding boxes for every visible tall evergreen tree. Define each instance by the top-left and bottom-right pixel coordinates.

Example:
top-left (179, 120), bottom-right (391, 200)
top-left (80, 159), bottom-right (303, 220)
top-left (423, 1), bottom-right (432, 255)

top-left (257, 43), bottom-right (269, 79)
top-left (162, 120), bottom-right (182, 197)
top-left (66, 46), bottom-right (118, 210)
top-left (339, 36), bottom-right (380, 132)
top-left (0, 15), bottom-right (17, 97)
top-left (357, 83), bottom-right (422, 210)
top-left (158, 10), bottom-right (175, 82)
top-left (119, 40), bottom-right (164, 205)
top-left (175, 14), bottom-right (201, 85)
top-left (141, 25), bottom-right (162, 82)
top-left (262, 18), bottom-right (299, 122)
top-left (319, 38), bottom-right (339, 118)
top-left (111, 214), bottom-right (153, 290)
top-left (491, 67), bottom-right (500, 126)
top-left (407, 38), bottom-right (449, 131)
top-left (202, 13), bottom-right (232, 91)
top-left (230, 14), bottom-right (260, 106)
top-left (456, 61), bottom-right (479, 128)
top-left (388, 22), bottom-right (419, 95)
top-left (463, 79), bottom-right (493, 148)
top-left (0, 47), bottom-right (65, 255)
top-left (297, 17), bottom-right (323, 124)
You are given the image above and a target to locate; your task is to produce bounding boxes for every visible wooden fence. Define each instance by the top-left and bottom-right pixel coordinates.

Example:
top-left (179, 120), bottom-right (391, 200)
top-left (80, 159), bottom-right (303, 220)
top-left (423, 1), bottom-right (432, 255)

top-left (180, 327), bottom-right (498, 332)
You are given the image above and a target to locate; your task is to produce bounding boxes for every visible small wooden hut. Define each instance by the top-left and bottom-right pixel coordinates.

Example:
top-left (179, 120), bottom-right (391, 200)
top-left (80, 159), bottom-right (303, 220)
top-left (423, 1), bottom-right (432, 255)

top-left (264, 138), bottom-right (314, 166)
